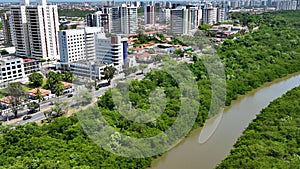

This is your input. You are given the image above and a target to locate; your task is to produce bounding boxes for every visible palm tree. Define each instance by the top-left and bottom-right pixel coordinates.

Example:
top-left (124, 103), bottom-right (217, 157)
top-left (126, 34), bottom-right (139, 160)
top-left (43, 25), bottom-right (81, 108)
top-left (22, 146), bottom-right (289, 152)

top-left (35, 88), bottom-right (43, 103)
top-left (54, 82), bottom-right (65, 99)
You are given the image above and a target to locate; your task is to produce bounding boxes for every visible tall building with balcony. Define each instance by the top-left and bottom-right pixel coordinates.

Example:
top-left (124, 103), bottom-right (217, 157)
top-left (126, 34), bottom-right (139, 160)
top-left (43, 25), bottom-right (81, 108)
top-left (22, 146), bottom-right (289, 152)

top-left (1, 12), bottom-right (13, 46)
top-left (203, 5), bottom-right (218, 25)
top-left (144, 5), bottom-right (156, 25)
top-left (120, 4), bottom-right (138, 34)
top-left (158, 8), bottom-right (171, 24)
top-left (170, 6), bottom-right (201, 34)
top-left (10, 0), bottom-right (60, 60)
top-left (86, 11), bottom-right (111, 33)
top-left (10, 5), bottom-right (30, 57)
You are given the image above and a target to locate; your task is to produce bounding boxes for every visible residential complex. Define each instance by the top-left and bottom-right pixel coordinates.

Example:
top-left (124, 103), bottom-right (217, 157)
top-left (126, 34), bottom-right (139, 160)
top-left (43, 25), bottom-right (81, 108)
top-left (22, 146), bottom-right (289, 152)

top-left (86, 4), bottom-right (138, 35)
top-left (10, 0), bottom-right (60, 60)
top-left (144, 5), bottom-right (156, 25)
top-left (86, 11), bottom-right (111, 33)
top-left (170, 6), bottom-right (201, 34)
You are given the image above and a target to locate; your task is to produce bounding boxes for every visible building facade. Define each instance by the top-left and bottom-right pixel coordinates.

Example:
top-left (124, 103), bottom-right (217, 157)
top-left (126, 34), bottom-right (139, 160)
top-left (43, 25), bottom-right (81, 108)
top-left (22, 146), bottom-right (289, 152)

top-left (10, 0), bottom-right (60, 60)
top-left (0, 56), bottom-right (25, 88)
top-left (95, 34), bottom-right (127, 71)
top-left (144, 5), bottom-right (156, 25)
top-left (58, 27), bottom-right (105, 63)
top-left (86, 11), bottom-right (111, 33)
top-left (1, 12), bottom-right (13, 46)
top-left (170, 6), bottom-right (201, 34)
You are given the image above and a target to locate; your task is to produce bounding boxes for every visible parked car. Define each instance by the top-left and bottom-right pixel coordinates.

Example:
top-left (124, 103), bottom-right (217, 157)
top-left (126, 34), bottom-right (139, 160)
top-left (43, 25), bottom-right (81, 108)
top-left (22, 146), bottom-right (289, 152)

top-left (23, 115), bottom-right (32, 120)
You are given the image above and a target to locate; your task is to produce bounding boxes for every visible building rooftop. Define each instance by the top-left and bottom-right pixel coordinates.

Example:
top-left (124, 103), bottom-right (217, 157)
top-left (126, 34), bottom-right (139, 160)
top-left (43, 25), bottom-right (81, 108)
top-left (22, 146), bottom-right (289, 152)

top-left (26, 88), bottom-right (51, 96)
top-left (0, 96), bottom-right (20, 105)
top-left (61, 82), bottom-right (73, 88)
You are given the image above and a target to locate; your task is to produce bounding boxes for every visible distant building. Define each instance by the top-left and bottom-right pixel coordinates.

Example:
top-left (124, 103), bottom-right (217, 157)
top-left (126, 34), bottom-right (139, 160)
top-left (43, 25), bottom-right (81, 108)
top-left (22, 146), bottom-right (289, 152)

top-left (158, 8), bottom-right (171, 24)
top-left (121, 4), bottom-right (138, 34)
top-left (203, 5), bottom-right (218, 25)
top-left (276, 0), bottom-right (297, 10)
top-left (89, 4), bottom-right (137, 35)
top-left (86, 11), bottom-right (111, 33)
top-left (144, 5), bottom-right (156, 25)
top-left (170, 6), bottom-right (201, 34)
top-left (1, 12), bottom-right (13, 46)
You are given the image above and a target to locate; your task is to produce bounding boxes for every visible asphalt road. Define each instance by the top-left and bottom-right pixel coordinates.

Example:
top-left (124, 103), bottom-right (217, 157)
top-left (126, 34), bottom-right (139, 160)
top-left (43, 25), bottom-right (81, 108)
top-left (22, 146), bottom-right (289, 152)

top-left (10, 63), bottom-right (162, 125)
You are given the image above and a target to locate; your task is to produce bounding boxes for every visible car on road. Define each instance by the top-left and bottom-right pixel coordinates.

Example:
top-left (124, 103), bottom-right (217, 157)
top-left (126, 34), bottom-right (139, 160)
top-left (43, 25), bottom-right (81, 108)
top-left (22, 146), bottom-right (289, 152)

top-left (67, 94), bottom-right (73, 98)
top-left (23, 115), bottom-right (32, 120)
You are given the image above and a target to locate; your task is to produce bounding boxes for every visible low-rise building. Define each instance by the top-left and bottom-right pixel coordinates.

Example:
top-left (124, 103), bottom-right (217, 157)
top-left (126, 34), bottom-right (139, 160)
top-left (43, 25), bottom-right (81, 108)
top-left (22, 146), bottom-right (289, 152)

top-left (0, 56), bottom-right (25, 88)
top-left (23, 58), bottom-right (40, 75)
top-left (57, 60), bottom-right (113, 80)
top-left (61, 81), bottom-right (74, 94)
top-left (0, 96), bottom-right (19, 109)
top-left (26, 88), bottom-right (52, 100)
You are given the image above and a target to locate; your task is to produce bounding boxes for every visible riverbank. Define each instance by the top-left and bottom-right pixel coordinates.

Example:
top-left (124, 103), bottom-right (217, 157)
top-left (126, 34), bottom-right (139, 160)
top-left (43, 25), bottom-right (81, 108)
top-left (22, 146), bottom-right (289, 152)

top-left (216, 85), bottom-right (300, 168)
top-left (150, 72), bottom-right (300, 169)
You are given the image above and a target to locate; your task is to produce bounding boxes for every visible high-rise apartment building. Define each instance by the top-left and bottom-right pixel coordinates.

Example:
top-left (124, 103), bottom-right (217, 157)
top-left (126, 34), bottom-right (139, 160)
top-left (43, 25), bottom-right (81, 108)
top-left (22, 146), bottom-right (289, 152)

top-left (144, 5), bottom-right (156, 25)
top-left (120, 4), bottom-right (138, 34)
top-left (1, 12), bottom-right (13, 46)
top-left (58, 27), bottom-right (105, 63)
top-left (10, 5), bottom-right (30, 57)
top-left (170, 6), bottom-right (201, 34)
top-left (10, 0), bottom-right (60, 60)
top-left (158, 8), bottom-right (171, 24)
top-left (86, 11), bottom-right (111, 33)
top-left (276, 0), bottom-right (298, 10)
top-left (203, 5), bottom-right (218, 25)
top-left (89, 4), bottom-right (137, 35)
top-left (217, 8), bottom-right (226, 23)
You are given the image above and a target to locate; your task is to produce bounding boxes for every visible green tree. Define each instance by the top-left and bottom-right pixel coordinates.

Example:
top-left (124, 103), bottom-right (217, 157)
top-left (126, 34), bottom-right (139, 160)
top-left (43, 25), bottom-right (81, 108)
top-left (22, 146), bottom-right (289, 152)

top-left (0, 49), bottom-right (8, 55)
top-left (101, 66), bottom-right (117, 85)
top-left (28, 72), bottom-right (44, 87)
top-left (28, 102), bottom-right (40, 113)
top-left (45, 71), bottom-right (62, 93)
top-left (6, 82), bottom-right (24, 117)
top-left (63, 72), bottom-right (74, 82)
top-left (173, 49), bottom-right (184, 57)
top-left (54, 82), bottom-right (65, 98)
top-left (51, 101), bottom-right (68, 117)
top-left (73, 89), bottom-right (93, 106)
top-left (139, 64), bottom-right (148, 74)
top-left (35, 88), bottom-right (43, 103)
